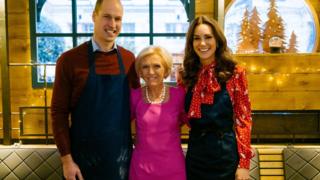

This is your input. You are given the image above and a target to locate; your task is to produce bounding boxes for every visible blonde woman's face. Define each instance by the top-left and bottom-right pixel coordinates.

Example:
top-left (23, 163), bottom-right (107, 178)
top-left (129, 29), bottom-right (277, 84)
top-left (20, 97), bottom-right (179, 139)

top-left (193, 24), bottom-right (217, 65)
top-left (139, 54), bottom-right (166, 88)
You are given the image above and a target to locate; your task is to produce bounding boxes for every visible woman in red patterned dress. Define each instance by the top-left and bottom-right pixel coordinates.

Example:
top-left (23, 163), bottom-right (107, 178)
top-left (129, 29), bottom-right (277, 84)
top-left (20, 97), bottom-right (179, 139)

top-left (182, 15), bottom-right (253, 180)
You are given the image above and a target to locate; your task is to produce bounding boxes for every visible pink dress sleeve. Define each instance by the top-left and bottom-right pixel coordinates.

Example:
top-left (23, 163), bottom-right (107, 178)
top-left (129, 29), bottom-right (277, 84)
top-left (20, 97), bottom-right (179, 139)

top-left (175, 86), bottom-right (188, 125)
top-left (130, 88), bottom-right (140, 121)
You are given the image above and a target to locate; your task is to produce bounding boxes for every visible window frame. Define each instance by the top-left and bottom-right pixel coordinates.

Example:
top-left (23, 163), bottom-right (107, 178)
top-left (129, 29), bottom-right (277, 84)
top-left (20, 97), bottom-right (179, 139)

top-left (29, 0), bottom-right (194, 88)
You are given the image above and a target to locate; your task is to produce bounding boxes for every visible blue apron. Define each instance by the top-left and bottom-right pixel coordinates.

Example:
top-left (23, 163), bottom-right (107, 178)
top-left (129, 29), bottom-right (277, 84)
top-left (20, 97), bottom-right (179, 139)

top-left (185, 84), bottom-right (239, 180)
top-left (70, 40), bottom-right (132, 180)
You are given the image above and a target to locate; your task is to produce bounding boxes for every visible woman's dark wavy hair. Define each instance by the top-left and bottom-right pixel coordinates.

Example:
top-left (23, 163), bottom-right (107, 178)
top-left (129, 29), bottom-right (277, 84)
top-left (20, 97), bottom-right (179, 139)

top-left (182, 15), bottom-right (236, 88)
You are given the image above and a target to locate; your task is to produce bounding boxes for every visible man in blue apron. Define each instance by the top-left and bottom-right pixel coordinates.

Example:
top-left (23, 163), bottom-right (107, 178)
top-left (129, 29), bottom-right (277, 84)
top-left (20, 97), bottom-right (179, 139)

top-left (51, 0), bottom-right (140, 179)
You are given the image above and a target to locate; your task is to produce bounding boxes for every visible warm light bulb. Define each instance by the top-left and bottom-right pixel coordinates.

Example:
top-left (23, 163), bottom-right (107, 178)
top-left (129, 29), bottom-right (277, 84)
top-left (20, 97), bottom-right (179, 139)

top-left (261, 68), bottom-right (267, 73)
top-left (268, 76), bottom-right (274, 81)
top-left (276, 80), bottom-right (283, 86)
top-left (250, 65), bottom-right (257, 72)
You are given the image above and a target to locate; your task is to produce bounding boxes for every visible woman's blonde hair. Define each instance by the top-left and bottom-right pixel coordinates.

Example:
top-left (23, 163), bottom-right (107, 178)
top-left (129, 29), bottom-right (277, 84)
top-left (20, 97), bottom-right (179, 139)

top-left (135, 46), bottom-right (173, 78)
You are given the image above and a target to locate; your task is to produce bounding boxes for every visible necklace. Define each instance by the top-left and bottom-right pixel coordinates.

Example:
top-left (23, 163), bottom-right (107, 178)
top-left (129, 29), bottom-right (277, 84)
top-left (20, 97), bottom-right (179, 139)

top-left (145, 85), bottom-right (166, 104)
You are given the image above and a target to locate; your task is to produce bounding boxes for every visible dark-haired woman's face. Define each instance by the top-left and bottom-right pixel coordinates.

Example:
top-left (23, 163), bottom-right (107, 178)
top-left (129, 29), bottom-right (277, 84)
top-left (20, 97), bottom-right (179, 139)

top-left (192, 24), bottom-right (216, 65)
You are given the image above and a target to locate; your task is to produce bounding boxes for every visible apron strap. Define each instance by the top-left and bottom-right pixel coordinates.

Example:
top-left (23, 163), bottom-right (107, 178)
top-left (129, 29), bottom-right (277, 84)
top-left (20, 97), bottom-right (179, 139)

top-left (116, 47), bottom-right (125, 74)
top-left (87, 40), bottom-right (125, 75)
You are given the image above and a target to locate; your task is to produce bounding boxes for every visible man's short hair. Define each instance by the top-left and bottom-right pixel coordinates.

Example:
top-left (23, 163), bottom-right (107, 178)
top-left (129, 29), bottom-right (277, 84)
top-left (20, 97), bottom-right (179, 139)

top-left (93, 0), bottom-right (103, 13)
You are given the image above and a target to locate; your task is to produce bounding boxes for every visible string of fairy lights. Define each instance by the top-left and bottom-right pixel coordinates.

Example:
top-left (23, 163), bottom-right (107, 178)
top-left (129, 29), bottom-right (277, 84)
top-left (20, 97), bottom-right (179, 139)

top-left (239, 60), bottom-right (320, 89)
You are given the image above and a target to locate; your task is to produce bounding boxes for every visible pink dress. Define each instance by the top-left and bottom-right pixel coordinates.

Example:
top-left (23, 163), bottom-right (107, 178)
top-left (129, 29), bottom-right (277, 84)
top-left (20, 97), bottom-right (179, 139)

top-left (129, 86), bottom-right (186, 180)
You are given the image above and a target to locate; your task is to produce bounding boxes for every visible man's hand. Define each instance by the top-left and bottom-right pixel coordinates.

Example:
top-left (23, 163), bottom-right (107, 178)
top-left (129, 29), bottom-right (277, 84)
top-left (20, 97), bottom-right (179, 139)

top-left (61, 154), bottom-right (84, 180)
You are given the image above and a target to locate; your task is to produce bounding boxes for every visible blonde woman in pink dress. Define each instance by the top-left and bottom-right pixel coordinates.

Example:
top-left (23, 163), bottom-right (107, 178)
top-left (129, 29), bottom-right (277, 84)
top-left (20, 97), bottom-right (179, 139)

top-left (129, 46), bottom-right (186, 180)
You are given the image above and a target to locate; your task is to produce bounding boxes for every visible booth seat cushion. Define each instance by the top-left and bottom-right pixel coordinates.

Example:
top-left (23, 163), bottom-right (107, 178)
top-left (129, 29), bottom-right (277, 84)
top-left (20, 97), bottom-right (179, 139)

top-left (0, 147), bottom-right (62, 180)
top-left (0, 146), bottom-right (261, 180)
top-left (250, 147), bottom-right (260, 180)
top-left (284, 147), bottom-right (320, 180)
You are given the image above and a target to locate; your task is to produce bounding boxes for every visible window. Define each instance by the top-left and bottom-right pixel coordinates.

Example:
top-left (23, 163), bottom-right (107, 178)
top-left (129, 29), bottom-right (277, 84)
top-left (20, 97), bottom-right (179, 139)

top-left (166, 23), bottom-right (177, 33)
top-left (224, 0), bottom-right (319, 54)
top-left (30, 0), bottom-right (194, 87)
top-left (123, 23), bottom-right (135, 33)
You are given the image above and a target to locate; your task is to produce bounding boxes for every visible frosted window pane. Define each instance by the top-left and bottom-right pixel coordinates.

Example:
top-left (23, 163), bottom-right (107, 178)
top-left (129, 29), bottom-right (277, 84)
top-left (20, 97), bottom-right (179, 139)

top-left (37, 0), bottom-right (72, 33)
top-left (225, 0), bottom-right (318, 53)
top-left (153, 0), bottom-right (189, 33)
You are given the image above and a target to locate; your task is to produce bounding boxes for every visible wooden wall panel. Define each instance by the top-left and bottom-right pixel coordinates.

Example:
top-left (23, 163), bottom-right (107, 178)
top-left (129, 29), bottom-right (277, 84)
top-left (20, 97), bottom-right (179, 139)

top-left (236, 56), bottom-right (320, 74)
top-left (7, 0), bottom-right (28, 13)
top-left (7, 14), bottom-right (29, 39)
top-left (252, 113), bottom-right (319, 134)
top-left (6, 0), bottom-right (44, 138)
top-left (250, 92), bottom-right (320, 110)
top-left (195, 0), bottom-right (213, 18)
top-left (248, 74), bottom-right (320, 91)
top-left (7, 0), bottom-right (30, 63)
top-left (8, 35), bottom-right (30, 62)
top-left (235, 53), bottom-right (320, 110)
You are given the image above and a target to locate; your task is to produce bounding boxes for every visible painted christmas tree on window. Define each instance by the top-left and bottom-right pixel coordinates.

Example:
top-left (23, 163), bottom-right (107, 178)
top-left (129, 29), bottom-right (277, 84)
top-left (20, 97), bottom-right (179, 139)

top-left (226, 0), bottom-right (316, 53)
top-left (287, 31), bottom-right (298, 53)
top-left (236, 0), bottom-right (300, 53)
top-left (237, 7), bottom-right (262, 53)
top-left (249, 7), bottom-right (262, 52)
top-left (237, 8), bottom-right (254, 53)
top-left (262, 0), bottom-right (286, 53)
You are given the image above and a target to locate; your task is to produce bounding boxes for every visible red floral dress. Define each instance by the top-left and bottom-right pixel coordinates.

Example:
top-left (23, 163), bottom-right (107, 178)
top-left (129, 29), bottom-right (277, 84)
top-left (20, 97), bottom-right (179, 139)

top-left (186, 63), bottom-right (253, 169)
